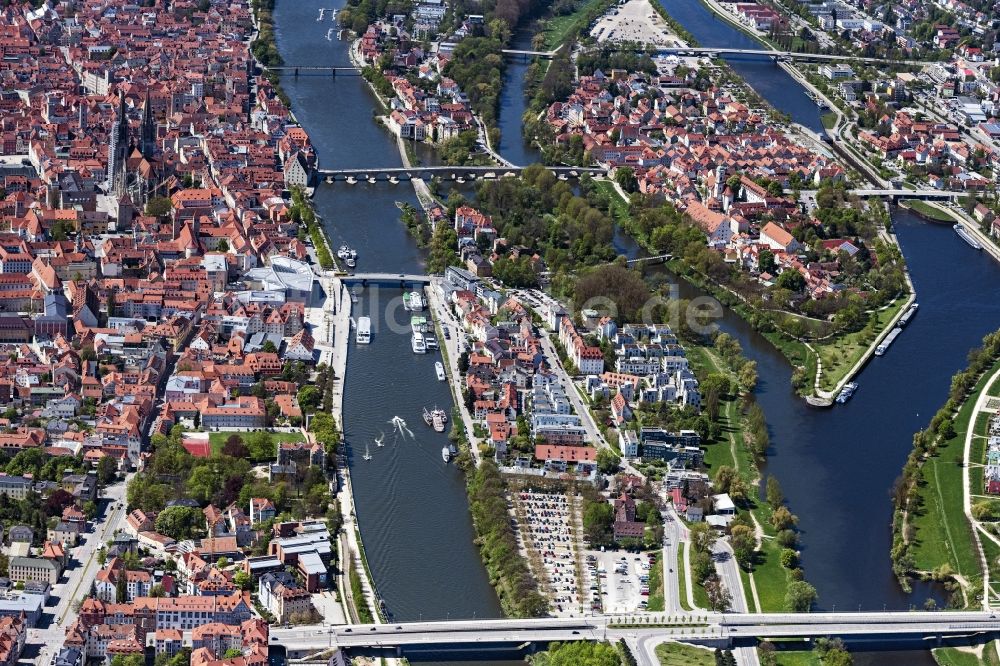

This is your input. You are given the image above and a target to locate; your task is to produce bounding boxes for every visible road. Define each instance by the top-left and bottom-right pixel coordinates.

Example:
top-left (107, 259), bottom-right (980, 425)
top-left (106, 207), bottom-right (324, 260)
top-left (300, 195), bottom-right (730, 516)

top-left (272, 610), bottom-right (1000, 661)
top-left (712, 540), bottom-right (761, 666)
top-left (662, 507), bottom-right (687, 614)
top-left (30, 475), bottom-right (131, 665)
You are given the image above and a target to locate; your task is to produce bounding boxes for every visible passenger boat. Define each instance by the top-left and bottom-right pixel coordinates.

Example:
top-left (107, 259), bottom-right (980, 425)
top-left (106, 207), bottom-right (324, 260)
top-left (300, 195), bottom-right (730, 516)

top-left (403, 290), bottom-right (425, 311)
top-left (424, 334), bottom-right (438, 350)
top-left (355, 316), bottom-right (371, 344)
top-left (875, 327), bottom-right (902, 356)
top-left (411, 332), bottom-right (427, 354)
top-left (431, 407), bottom-right (447, 433)
top-left (954, 224), bottom-right (982, 250)
top-left (898, 302), bottom-right (918, 327)
top-left (410, 315), bottom-right (427, 333)
top-left (435, 361), bottom-right (446, 381)
top-left (442, 446), bottom-right (451, 462)
top-left (836, 382), bottom-right (858, 404)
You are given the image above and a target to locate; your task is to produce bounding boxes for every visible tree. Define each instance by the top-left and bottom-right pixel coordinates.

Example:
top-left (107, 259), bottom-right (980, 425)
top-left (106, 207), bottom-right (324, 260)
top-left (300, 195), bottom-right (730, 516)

top-left (704, 574), bottom-right (732, 612)
top-left (766, 476), bottom-right (784, 509)
top-left (771, 506), bottom-right (797, 531)
top-left (116, 573), bottom-right (127, 602)
top-left (97, 455), bottom-right (118, 486)
top-left (223, 649), bottom-right (242, 659)
top-left (150, 583), bottom-right (166, 597)
top-left (780, 548), bottom-right (798, 569)
top-left (145, 196), bottom-right (173, 218)
top-left (689, 522), bottom-right (717, 554)
top-left (615, 167), bottom-right (639, 193)
top-left (234, 571), bottom-right (251, 591)
top-left (813, 637), bottom-right (852, 665)
top-left (222, 435), bottom-right (249, 458)
top-left (297, 385), bottom-right (322, 413)
top-left (775, 269), bottom-right (805, 292)
top-left (596, 448), bottom-right (620, 475)
top-left (737, 360), bottom-right (758, 392)
top-left (784, 580), bottom-right (818, 611)
top-left (246, 431), bottom-right (276, 461)
top-left (261, 340), bottom-right (278, 354)
top-left (155, 506), bottom-right (203, 540)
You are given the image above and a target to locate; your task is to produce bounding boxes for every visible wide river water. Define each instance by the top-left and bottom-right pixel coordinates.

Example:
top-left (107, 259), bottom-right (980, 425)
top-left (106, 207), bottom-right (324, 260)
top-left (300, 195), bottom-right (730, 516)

top-left (271, 0), bottom-right (999, 662)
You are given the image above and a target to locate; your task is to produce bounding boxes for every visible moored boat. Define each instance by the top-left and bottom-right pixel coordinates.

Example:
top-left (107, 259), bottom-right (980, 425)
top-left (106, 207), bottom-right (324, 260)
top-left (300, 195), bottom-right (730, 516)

top-left (431, 408), bottom-right (447, 433)
top-left (954, 223), bottom-right (983, 250)
top-left (423, 407), bottom-right (433, 426)
top-left (836, 381), bottom-right (858, 404)
top-left (435, 361), bottom-right (446, 381)
top-left (412, 332), bottom-right (427, 354)
top-left (442, 446), bottom-right (451, 462)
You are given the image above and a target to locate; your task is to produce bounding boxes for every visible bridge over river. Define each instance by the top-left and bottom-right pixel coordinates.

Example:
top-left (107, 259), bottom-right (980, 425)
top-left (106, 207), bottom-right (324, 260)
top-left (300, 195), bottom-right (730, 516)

top-left (272, 611), bottom-right (1000, 664)
top-left (316, 165), bottom-right (604, 182)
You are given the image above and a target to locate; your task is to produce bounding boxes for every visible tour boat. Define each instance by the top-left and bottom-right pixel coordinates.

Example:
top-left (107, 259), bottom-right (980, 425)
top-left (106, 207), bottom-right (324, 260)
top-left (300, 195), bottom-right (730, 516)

top-left (410, 315), bottom-right (427, 334)
top-left (432, 408), bottom-right (447, 433)
top-left (355, 316), bottom-right (371, 344)
top-left (403, 290), bottom-right (424, 311)
top-left (424, 334), bottom-right (439, 350)
top-left (412, 332), bottom-right (427, 354)
top-left (954, 224), bottom-right (982, 251)
top-left (435, 361), bottom-right (446, 381)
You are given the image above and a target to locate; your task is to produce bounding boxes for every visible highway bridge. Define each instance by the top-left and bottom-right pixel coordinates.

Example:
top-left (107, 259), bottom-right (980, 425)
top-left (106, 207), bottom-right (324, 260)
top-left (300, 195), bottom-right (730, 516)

top-left (651, 47), bottom-right (929, 67)
top-left (801, 188), bottom-right (970, 203)
top-left (272, 611), bottom-right (1000, 663)
top-left (316, 165), bottom-right (604, 182)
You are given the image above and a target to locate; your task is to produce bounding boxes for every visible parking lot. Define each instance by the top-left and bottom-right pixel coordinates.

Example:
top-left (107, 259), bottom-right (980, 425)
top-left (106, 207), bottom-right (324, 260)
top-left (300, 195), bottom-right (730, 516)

top-left (586, 549), bottom-right (656, 614)
top-left (511, 490), bottom-right (585, 616)
top-left (590, 0), bottom-right (675, 47)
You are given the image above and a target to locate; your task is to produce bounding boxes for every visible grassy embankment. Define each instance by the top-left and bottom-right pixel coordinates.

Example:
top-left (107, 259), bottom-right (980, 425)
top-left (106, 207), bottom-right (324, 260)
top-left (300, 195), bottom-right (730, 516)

top-left (676, 547), bottom-right (693, 611)
top-left (646, 551), bottom-right (665, 612)
top-left (655, 641), bottom-right (715, 665)
top-left (538, 0), bottom-right (608, 50)
top-left (905, 363), bottom-right (1000, 587)
top-left (685, 346), bottom-right (790, 612)
top-left (933, 642), bottom-right (1000, 666)
top-left (903, 199), bottom-right (957, 223)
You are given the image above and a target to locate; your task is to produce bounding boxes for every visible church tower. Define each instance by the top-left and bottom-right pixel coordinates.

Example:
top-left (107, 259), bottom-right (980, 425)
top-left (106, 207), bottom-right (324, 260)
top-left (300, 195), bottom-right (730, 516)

top-left (140, 88), bottom-right (156, 159)
top-left (107, 90), bottom-right (129, 196)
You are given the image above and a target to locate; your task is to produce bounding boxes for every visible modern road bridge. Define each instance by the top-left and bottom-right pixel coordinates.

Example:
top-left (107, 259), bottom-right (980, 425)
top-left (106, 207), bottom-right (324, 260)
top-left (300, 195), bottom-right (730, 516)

top-left (799, 188), bottom-right (970, 203)
top-left (340, 273), bottom-right (433, 286)
top-left (272, 611), bottom-right (1000, 657)
top-left (651, 47), bottom-right (929, 67)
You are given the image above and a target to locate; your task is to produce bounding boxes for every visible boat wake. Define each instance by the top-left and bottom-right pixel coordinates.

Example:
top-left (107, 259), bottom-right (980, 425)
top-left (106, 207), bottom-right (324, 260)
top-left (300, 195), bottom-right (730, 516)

top-left (375, 432), bottom-right (385, 447)
top-left (389, 415), bottom-right (414, 439)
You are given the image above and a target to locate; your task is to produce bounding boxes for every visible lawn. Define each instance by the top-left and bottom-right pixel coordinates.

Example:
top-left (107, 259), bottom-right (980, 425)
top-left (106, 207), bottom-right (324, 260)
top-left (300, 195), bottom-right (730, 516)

top-left (595, 180), bottom-right (630, 226)
top-left (820, 112), bottom-right (837, 130)
top-left (904, 199), bottom-right (956, 223)
top-left (647, 551), bottom-right (665, 612)
top-left (933, 643), bottom-right (1000, 666)
top-left (539, 0), bottom-right (606, 50)
top-left (655, 641), bottom-right (715, 666)
top-left (908, 363), bottom-right (1000, 580)
top-left (771, 651), bottom-right (821, 666)
top-left (812, 296), bottom-right (908, 393)
top-left (208, 430), bottom-right (305, 457)
top-left (677, 547), bottom-right (693, 611)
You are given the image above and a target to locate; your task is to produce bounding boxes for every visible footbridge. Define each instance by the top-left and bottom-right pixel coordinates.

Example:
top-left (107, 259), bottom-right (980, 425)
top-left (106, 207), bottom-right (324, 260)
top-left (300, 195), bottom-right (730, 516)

top-left (272, 611), bottom-right (1000, 661)
top-left (317, 165), bottom-right (605, 183)
top-left (653, 47), bottom-right (930, 67)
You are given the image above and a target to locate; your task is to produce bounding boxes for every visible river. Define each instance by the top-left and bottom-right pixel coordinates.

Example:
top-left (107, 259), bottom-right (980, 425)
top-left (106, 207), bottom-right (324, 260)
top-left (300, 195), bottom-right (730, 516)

top-left (273, 0), bottom-right (997, 661)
